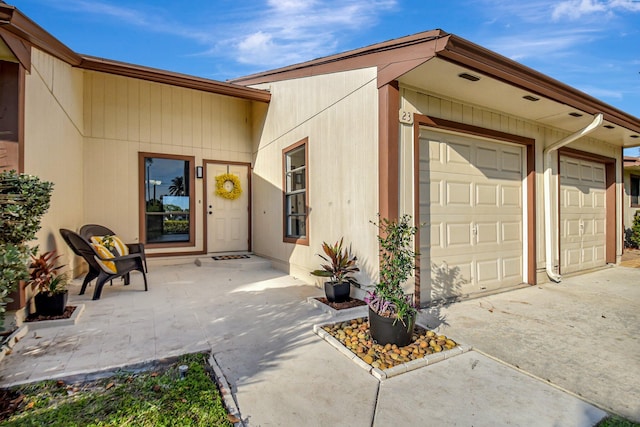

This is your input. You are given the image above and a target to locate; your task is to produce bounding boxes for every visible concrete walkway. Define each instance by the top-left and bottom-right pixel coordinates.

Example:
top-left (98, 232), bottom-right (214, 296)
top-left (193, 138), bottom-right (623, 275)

top-left (1, 257), bottom-right (637, 426)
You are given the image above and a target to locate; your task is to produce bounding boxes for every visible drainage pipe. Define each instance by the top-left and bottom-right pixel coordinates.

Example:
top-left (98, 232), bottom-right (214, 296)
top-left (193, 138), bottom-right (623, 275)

top-left (543, 113), bottom-right (603, 282)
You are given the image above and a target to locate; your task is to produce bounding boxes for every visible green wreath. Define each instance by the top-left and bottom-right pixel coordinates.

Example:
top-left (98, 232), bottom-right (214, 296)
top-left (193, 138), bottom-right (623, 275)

top-left (215, 173), bottom-right (242, 200)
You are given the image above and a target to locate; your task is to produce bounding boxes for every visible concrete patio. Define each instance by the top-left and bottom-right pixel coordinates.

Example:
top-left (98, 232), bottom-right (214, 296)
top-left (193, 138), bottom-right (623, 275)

top-left (0, 256), bottom-right (638, 426)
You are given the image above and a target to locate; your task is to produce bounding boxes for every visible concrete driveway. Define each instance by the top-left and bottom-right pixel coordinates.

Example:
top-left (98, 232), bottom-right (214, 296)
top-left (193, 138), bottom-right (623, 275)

top-left (422, 266), bottom-right (640, 422)
top-left (0, 257), bottom-right (637, 425)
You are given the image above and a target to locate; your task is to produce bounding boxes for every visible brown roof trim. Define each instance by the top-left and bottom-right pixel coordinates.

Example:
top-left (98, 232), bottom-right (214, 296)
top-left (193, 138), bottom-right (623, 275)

top-left (231, 29), bottom-right (639, 133)
top-left (0, 2), bottom-right (270, 103)
top-left (230, 29), bottom-right (447, 86)
top-left (438, 35), bottom-right (640, 134)
top-left (0, 26), bottom-right (30, 70)
top-left (79, 55), bottom-right (271, 102)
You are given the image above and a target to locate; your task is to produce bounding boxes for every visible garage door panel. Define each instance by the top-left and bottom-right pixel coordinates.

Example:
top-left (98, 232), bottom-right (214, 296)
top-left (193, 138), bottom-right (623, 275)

top-left (447, 142), bottom-right (472, 165)
top-left (477, 259), bottom-right (499, 282)
top-left (503, 257), bottom-right (522, 280)
top-left (502, 222), bottom-right (521, 243)
top-left (476, 184), bottom-right (497, 206)
top-left (476, 222), bottom-right (498, 244)
top-left (447, 182), bottom-right (472, 205)
top-left (594, 192), bottom-right (605, 208)
top-left (419, 130), bottom-right (525, 303)
top-left (447, 223), bottom-right (472, 246)
top-left (477, 146), bottom-right (498, 170)
top-left (502, 185), bottom-right (521, 207)
top-left (502, 150), bottom-right (522, 174)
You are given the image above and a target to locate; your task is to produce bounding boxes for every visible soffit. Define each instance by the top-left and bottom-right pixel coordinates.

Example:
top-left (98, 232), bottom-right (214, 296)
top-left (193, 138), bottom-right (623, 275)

top-left (399, 58), bottom-right (640, 148)
top-left (0, 36), bottom-right (15, 62)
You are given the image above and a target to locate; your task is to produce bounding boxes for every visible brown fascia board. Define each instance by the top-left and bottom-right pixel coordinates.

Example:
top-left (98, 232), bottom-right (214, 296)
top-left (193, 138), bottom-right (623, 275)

top-left (231, 28), bottom-right (639, 134)
top-left (79, 55), bottom-right (271, 103)
top-left (437, 35), bottom-right (640, 134)
top-left (229, 29), bottom-right (448, 86)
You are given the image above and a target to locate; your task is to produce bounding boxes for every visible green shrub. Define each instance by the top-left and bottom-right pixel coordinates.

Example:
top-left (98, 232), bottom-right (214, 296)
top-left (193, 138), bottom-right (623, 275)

top-left (631, 212), bottom-right (640, 248)
top-left (0, 170), bottom-right (53, 328)
top-left (164, 219), bottom-right (189, 234)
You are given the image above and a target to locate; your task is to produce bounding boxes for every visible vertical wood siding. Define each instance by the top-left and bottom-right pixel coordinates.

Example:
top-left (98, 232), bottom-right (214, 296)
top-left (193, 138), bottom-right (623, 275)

top-left (83, 71), bottom-right (254, 252)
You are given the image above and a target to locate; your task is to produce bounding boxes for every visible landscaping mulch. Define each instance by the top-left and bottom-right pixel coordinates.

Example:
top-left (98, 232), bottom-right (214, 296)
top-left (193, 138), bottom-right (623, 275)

top-left (315, 297), bottom-right (367, 311)
top-left (321, 317), bottom-right (457, 370)
top-left (25, 306), bottom-right (76, 323)
top-left (0, 389), bottom-right (23, 422)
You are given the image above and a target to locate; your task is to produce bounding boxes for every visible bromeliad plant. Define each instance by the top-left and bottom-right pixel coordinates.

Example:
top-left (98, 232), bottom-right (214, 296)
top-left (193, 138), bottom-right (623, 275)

top-left (310, 238), bottom-right (360, 287)
top-left (28, 249), bottom-right (68, 296)
top-left (365, 214), bottom-right (419, 326)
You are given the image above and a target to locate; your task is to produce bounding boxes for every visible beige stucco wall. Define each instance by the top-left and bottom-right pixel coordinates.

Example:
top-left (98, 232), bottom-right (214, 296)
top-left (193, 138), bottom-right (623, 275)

top-left (250, 68), bottom-right (380, 286)
top-left (24, 48), bottom-right (85, 276)
top-left (399, 86), bottom-right (623, 286)
top-left (82, 71), bottom-right (255, 254)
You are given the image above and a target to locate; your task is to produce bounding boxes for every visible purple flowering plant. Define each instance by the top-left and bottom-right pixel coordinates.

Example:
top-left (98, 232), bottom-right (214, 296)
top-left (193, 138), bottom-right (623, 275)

top-left (366, 214), bottom-right (419, 327)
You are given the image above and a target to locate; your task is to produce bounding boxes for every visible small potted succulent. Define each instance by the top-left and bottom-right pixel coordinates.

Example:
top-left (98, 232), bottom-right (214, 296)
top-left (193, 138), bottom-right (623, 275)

top-left (28, 249), bottom-right (69, 316)
top-left (311, 238), bottom-right (360, 303)
top-left (365, 215), bottom-right (419, 346)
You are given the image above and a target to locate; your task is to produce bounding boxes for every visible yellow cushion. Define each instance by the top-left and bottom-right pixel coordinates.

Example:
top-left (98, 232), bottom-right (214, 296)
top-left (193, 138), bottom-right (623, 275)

top-left (91, 243), bottom-right (117, 273)
top-left (90, 235), bottom-right (129, 256)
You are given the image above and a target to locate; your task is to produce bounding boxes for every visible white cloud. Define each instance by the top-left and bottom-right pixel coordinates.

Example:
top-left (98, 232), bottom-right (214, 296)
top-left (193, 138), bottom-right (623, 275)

top-left (552, 0), bottom-right (640, 20)
top-left (220, 0), bottom-right (398, 67)
top-left (40, 0), bottom-right (397, 68)
top-left (488, 28), bottom-right (600, 61)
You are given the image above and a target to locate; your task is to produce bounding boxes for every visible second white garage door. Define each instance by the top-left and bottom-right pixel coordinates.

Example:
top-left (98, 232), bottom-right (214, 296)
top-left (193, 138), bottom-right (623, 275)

top-left (419, 129), bottom-right (525, 304)
top-left (559, 156), bottom-right (607, 274)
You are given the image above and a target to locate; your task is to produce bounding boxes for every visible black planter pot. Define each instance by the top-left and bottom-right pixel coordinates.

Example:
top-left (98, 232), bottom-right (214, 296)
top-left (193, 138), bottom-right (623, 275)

top-left (368, 307), bottom-right (416, 347)
top-left (324, 281), bottom-right (350, 303)
top-left (34, 291), bottom-right (68, 316)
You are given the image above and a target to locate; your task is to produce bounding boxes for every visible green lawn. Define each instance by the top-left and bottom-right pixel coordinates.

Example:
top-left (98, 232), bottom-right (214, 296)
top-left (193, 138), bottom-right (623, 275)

top-left (595, 416), bottom-right (640, 427)
top-left (0, 353), bottom-right (233, 427)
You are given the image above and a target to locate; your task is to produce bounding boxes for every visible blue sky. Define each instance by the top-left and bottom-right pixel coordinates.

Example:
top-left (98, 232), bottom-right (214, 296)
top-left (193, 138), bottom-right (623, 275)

top-left (10, 0), bottom-right (640, 121)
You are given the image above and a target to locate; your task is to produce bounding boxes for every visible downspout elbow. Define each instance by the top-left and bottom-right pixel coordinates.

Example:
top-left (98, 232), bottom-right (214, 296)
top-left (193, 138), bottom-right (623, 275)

top-left (543, 113), bottom-right (603, 283)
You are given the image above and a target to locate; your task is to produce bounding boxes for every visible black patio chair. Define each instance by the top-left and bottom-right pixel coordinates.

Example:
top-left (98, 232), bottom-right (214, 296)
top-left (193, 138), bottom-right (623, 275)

top-left (59, 228), bottom-right (148, 300)
top-left (79, 224), bottom-right (147, 272)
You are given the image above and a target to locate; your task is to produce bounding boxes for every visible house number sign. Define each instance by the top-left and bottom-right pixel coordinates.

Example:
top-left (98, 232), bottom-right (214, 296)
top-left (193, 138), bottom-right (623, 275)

top-left (399, 110), bottom-right (413, 125)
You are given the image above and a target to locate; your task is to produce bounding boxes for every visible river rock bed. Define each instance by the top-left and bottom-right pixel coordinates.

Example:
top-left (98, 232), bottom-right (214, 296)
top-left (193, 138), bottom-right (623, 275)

top-left (321, 317), bottom-right (457, 370)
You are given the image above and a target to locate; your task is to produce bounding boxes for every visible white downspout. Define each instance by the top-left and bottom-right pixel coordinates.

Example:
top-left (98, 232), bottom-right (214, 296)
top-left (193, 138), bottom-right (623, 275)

top-left (543, 113), bottom-right (603, 282)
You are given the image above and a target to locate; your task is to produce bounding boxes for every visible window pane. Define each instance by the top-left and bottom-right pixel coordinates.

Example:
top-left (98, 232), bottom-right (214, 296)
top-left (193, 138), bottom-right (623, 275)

top-left (287, 169), bottom-right (306, 192)
top-left (632, 177), bottom-right (640, 206)
top-left (144, 157), bottom-right (191, 243)
top-left (286, 147), bottom-right (305, 171)
top-left (287, 216), bottom-right (306, 238)
top-left (286, 193), bottom-right (306, 215)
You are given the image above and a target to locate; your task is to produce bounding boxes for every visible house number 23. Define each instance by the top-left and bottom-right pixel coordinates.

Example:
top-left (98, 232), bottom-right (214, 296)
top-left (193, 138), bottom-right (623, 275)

top-left (399, 110), bottom-right (413, 125)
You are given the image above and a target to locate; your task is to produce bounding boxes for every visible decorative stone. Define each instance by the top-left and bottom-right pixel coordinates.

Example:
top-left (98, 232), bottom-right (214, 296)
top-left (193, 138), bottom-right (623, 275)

top-left (319, 318), bottom-right (458, 370)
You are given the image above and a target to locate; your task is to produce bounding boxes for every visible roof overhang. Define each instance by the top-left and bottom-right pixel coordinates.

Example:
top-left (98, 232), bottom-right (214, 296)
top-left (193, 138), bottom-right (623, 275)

top-left (0, 2), bottom-right (270, 103)
top-left (232, 30), bottom-right (640, 147)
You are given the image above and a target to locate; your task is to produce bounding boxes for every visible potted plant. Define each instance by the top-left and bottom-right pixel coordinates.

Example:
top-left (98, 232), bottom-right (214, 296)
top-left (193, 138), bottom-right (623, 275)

top-left (365, 214), bottom-right (419, 346)
top-left (310, 238), bottom-right (360, 303)
top-left (0, 170), bottom-right (54, 326)
top-left (28, 249), bottom-right (69, 316)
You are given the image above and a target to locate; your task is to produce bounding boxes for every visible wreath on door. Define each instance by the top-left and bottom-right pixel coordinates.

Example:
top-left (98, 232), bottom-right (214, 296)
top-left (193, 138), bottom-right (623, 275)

top-left (215, 173), bottom-right (242, 200)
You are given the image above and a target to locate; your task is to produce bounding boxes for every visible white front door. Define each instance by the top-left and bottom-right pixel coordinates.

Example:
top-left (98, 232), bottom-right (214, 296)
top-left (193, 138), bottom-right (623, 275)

top-left (559, 156), bottom-right (607, 274)
top-left (419, 129), bottom-right (525, 304)
top-left (206, 163), bottom-right (250, 253)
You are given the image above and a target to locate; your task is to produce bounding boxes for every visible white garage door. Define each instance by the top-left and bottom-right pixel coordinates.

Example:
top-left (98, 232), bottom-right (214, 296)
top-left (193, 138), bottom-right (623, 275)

top-left (559, 156), bottom-right (607, 274)
top-left (419, 129), bottom-right (524, 304)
